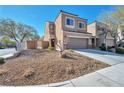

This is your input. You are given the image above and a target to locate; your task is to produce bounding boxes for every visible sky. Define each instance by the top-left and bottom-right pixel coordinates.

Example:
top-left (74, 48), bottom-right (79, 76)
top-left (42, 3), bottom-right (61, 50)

top-left (0, 5), bottom-right (115, 37)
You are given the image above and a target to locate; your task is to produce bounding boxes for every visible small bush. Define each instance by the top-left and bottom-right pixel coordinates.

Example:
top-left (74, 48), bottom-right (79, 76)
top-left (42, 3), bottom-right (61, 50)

top-left (99, 46), bottom-right (106, 51)
top-left (116, 47), bottom-right (124, 54)
top-left (0, 69), bottom-right (8, 75)
top-left (99, 43), bottom-right (106, 51)
top-left (68, 49), bottom-right (74, 52)
top-left (99, 43), bottom-right (113, 51)
top-left (66, 67), bottom-right (75, 74)
top-left (22, 68), bottom-right (34, 78)
top-left (107, 46), bottom-right (113, 52)
top-left (0, 57), bottom-right (5, 64)
top-left (107, 46), bottom-right (112, 50)
top-left (48, 46), bottom-right (55, 50)
top-left (111, 46), bottom-right (115, 48)
top-left (0, 46), bottom-right (5, 49)
top-left (60, 51), bottom-right (67, 58)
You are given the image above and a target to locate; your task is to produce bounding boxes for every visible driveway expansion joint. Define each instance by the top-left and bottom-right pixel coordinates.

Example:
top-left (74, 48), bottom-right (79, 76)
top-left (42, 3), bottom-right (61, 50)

top-left (96, 72), bottom-right (123, 86)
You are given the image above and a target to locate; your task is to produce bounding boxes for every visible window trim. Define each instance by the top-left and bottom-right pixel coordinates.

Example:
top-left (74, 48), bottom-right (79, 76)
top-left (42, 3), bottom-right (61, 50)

top-left (65, 17), bottom-right (75, 28)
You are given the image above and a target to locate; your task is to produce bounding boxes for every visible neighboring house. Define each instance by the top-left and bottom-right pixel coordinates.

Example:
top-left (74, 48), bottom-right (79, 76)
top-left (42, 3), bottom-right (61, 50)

top-left (118, 25), bottom-right (124, 47)
top-left (118, 25), bottom-right (124, 41)
top-left (87, 21), bottom-right (114, 48)
top-left (44, 10), bottom-right (92, 50)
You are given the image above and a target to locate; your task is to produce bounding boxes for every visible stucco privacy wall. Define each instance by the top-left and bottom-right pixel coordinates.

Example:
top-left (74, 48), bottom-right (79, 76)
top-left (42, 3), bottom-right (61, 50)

top-left (16, 42), bottom-right (27, 51)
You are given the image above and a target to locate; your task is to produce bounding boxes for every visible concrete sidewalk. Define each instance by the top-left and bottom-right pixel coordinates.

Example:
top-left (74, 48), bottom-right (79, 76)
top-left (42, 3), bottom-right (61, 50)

top-left (47, 63), bottom-right (124, 87)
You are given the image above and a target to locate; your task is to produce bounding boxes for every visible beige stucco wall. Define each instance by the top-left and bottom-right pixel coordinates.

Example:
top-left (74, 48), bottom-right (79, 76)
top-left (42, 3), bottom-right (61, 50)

top-left (44, 22), bottom-right (55, 41)
top-left (44, 22), bottom-right (50, 41)
top-left (77, 19), bottom-right (87, 31)
top-left (61, 12), bottom-right (87, 32)
top-left (65, 31), bottom-right (92, 38)
top-left (87, 22), bottom-right (96, 36)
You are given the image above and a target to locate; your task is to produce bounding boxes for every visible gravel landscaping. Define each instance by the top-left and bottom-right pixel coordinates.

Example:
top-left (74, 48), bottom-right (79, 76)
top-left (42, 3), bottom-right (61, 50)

top-left (0, 49), bottom-right (110, 86)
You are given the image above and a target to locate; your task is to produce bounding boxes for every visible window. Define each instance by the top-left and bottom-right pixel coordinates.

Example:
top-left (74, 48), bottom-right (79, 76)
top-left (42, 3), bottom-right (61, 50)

top-left (50, 25), bottom-right (54, 30)
top-left (78, 22), bottom-right (85, 29)
top-left (66, 18), bottom-right (74, 26)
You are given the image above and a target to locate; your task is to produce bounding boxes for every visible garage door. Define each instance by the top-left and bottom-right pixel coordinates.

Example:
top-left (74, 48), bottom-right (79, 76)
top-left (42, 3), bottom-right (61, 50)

top-left (67, 38), bottom-right (88, 49)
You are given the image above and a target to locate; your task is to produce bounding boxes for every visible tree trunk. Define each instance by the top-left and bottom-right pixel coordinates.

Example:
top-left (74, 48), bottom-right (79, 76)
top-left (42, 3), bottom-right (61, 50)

top-left (105, 35), bottom-right (107, 51)
top-left (114, 38), bottom-right (118, 49)
top-left (104, 32), bottom-right (108, 51)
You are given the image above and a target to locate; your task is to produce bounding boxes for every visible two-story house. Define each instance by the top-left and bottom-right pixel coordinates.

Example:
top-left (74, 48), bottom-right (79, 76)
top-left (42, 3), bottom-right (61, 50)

top-left (44, 10), bottom-right (92, 50)
top-left (87, 21), bottom-right (114, 48)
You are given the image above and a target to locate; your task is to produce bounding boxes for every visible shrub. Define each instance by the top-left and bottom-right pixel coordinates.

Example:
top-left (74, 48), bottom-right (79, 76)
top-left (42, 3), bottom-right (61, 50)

top-left (23, 68), bottom-right (34, 78)
top-left (66, 67), bottom-right (75, 74)
top-left (0, 46), bottom-right (5, 49)
top-left (59, 51), bottom-right (67, 58)
top-left (68, 49), bottom-right (74, 52)
top-left (99, 43), bottom-right (106, 51)
top-left (111, 46), bottom-right (115, 48)
top-left (48, 46), bottom-right (55, 50)
top-left (107, 46), bottom-right (112, 50)
top-left (0, 69), bottom-right (8, 75)
top-left (116, 47), bottom-right (124, 54)
top-left (107, 46), bottom-right (113, 52)
top-left (0, 57), bottom-right (5, 64)
top-left (99, 43), bottom-right (113, 51)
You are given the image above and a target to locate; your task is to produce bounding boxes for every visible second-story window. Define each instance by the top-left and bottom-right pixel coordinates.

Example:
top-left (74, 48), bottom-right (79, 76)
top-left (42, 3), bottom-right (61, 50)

top-left (66, 17), bottom-right (74, 27)
top-left (78, 22), bottom-right (85, 29)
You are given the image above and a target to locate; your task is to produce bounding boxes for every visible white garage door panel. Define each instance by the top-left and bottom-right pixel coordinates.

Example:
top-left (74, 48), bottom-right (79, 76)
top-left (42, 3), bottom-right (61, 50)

top-left (68, 38), bottom-right (88, 49)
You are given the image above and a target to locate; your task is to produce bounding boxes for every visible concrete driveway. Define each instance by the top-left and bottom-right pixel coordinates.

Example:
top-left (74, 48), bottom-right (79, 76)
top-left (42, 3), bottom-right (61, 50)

top-left (74, 49), bottom-right (124, 65)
